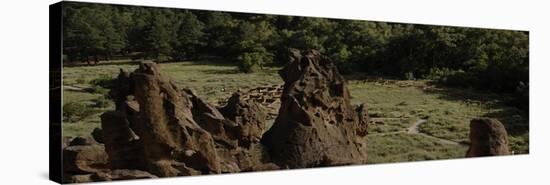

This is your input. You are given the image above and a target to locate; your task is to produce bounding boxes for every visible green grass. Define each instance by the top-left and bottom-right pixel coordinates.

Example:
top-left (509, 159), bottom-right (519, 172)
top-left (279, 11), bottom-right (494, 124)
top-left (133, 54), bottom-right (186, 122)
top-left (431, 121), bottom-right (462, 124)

top-left (62, 60), bottom-right (529, 164)
top-left (368, 118), bottom-right (417, 134)
top-left (159, 61), bottom-right (282, 103)
top-left (348, 78), bottom-right (529, 155)
top-left (366, 133), bottom-right (467, 164)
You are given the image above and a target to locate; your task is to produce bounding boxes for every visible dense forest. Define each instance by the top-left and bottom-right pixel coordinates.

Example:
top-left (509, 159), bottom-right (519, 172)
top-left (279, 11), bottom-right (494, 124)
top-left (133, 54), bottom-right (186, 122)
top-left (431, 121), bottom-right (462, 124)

top-left (62, 2), bottom-right (529, 109)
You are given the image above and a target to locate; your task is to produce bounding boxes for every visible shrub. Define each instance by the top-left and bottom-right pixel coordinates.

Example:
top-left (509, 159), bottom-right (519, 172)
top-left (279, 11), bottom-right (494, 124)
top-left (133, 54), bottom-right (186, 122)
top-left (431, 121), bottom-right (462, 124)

top-left (444, 70), bottom-right (476, 88)
top-left (236, 51), bottom-right (273, 73)
top-left (336, 63), bottom-right (355, 75)
top-left (91, 96), bottom-right (110, 108)
top-left (89, 74), bottom-right (114, 89)
top-left (425, 68), bottom-right (453, 81)
top-left (75, 77), bottom-right (86, 84)
top-left (510, 82), bottom-right (529, 111)
top-left (63, 102), bottom-right (99, 122)
top-left (331, 47), bottom-right (354, 75)
top-left (426, 68), bottom-right (476, 88)
top-left (403, 72), bottom-right (415, 80)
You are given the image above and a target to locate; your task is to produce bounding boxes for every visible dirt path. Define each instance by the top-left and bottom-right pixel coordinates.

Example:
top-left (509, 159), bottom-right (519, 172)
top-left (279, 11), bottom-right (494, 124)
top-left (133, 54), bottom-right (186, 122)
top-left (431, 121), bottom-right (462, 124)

top-left (406, 119), bottom-right (426, 134)
top-left (63, 85), bottom-right (93, 92)
top-left (370, 118), bottom-right (467, 147)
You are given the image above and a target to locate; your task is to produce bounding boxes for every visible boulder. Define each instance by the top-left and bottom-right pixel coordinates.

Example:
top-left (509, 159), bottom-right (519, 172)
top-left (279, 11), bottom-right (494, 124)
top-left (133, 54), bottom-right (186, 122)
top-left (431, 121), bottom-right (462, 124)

top-left (62, 143), bottom-right (109, 174)
top-left (91, 127), bottom-right (104, 143)
top-left (466, 118), bottom-right (510, 157)
top-left (262, 49), bottom-right (369, 168)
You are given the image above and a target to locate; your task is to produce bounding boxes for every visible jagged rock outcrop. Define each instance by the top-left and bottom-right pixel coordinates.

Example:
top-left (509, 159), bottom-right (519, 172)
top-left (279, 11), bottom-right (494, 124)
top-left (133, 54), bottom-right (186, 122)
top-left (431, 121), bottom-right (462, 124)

top-left (466, 118), bottom-right (510, 157)
top-left (261, 49), bottom-right (369, 168)
top-left (96, 62), bottom-right (277, 180)
top-left (101, 62), bottom-right (222, 177)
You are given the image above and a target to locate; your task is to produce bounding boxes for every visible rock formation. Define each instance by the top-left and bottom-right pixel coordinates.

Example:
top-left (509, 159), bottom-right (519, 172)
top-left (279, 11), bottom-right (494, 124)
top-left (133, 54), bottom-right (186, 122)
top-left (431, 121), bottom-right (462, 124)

top-left (63, 50), bottom-right (372, 182)
top-left (101, 62), bottom-right (223, 177)
top-left (63, 62), bottom-right (279, 183)
top-left (466, 118), bottom-right (510, 157)
top-left (261, 49), bottom-right (369, 168)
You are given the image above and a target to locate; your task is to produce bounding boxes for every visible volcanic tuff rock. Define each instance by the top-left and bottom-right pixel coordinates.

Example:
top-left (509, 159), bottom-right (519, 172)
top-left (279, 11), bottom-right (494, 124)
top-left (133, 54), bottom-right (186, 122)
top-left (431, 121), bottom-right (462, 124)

top-left (466, 118), bottom-right (510, 157)
top-left (98, 62), bottom-right (276, 178)
top-left (262, 49), bottom-right (369, 168)
top-left (64, 50), bottom-right (375, 182)
top-left (101, 62), bottom-right (222, 176)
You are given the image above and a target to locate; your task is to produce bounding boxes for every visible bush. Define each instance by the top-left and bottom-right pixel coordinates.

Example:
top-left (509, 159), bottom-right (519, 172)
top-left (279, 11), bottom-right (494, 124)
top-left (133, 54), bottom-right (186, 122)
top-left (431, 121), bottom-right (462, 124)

top-left (426, 68), bottom-right (475, 88)
top-left (425, 68), bottom-right (453, 81)
top-left (91, 96), bottom-right (110, 108)
top-left (63, 102), bottom-right (99, 122)
top-left (510, 82), bottom-right (529, 111)
top-left (336, 62), bottom-right (355, 75)
top-left (236, 51), bottom-right (273, 73)
top-left (444, 71), bottom-right (476, 88)
top-left (89, 74), bottom-right (114, 89)
top-left (331, 47), bottom-right (353, 74)
top-left (75, 77), bottom-right (86, 84)
top-left (403, 72), bottom-right (415, 80)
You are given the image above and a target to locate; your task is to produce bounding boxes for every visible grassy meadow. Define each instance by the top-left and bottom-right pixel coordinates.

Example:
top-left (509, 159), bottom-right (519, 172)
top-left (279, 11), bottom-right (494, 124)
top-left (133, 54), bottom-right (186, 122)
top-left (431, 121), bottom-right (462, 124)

top-left (62, 60), bottom-right (529, 164)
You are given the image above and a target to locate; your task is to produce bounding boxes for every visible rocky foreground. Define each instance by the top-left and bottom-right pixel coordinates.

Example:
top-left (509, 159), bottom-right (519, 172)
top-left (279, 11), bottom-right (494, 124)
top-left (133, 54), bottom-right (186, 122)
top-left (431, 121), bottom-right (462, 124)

top-left (62, 49), bottom-right (371, 183)
top-left (62, 49), bottom-right (511, 183)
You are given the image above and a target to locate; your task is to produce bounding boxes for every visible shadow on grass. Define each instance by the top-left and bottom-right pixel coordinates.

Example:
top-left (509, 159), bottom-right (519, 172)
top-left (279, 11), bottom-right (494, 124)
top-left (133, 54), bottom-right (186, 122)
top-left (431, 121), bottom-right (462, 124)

top-left (201, 68), bottom-right (241, 75)
top-left (172, 57), bottom-right (237, 67)
top-left (482, 109), bottom-right (529, 137)
top-left (421, 82), bottom-right (529, 137)
top-left (63, 56), bottom-right (235, 68)
top-left (343, 72), bottom-right (401, 82)
top-left (64, 60), bottom-right (140, 68)
top-left (422, 81), bottom-right (506, 103)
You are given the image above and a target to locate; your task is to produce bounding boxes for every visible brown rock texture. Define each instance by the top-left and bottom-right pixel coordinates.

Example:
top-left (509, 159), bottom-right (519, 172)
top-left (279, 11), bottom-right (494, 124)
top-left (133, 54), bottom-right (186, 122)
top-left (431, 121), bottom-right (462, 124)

top-left (101, 62), bottom-right (222, 177)
top-left (63, 54), bottom-right (372, 182)
top-left (219, 92), bottom-right (267, 148)
top-left (188, 90), bottom-right (276, 172)
top-left (466, 118), bottom-right (510, 157)
top-left (96, 62), bottom-right (277, 179)
top-left (217, 84), bottom-right (283, 120)
top-left (261, 49), bottom-right (369, 168)
top-left (62, 139), bottom-right (109, 174)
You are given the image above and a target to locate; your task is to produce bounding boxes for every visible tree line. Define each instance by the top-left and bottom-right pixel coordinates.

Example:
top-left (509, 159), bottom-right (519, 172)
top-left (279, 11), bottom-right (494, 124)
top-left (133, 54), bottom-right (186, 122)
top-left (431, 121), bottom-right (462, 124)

top-left (62, 2), bottom-right (529, 109)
